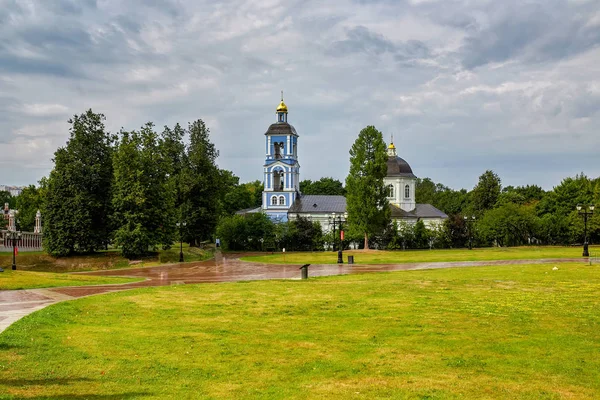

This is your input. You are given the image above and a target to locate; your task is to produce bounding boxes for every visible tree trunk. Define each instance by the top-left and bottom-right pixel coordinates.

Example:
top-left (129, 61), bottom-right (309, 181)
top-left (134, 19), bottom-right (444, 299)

top-left (363, 232), bottom-right (369, 250)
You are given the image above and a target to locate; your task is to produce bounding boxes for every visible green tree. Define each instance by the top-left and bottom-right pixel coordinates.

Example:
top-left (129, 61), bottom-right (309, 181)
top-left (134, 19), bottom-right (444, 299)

top-left (112, 124), bottom-right (175, 259)
top-left (301, 177), bottom-right (345, 196)
top-left (471, 170), bottom-right (502, 213)
top-left (216, 213), bottom-right (275, 251)
top-left (15, 185), bottom-right (44, 231)
top-left (44, 110), bottom-right (114, 256)
top-left (345, 126), bottom-right (390, 249)
top-left (181, 120), bottom-right (221, 245)
top-left (477, 203), bottom-right (539, 247)
top-left (160, 123), bottom-right (187, 214)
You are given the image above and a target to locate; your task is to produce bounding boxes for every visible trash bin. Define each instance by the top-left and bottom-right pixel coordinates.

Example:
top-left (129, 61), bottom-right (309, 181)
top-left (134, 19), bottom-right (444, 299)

top-left (300, 264), bottom-right (310, 279)
top-left (348, 255), bottom-right (354, 265)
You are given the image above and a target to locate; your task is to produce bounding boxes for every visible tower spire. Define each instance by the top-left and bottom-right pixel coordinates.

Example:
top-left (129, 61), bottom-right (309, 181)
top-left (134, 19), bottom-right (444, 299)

top-left (387, 134), bottom-right (397, 157)
top-left (276, 90), bottom-right (288, 122)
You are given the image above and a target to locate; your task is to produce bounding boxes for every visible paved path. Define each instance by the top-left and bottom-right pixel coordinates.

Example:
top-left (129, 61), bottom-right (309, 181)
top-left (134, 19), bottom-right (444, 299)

top-left (0, 254), bottom-right (589, 333)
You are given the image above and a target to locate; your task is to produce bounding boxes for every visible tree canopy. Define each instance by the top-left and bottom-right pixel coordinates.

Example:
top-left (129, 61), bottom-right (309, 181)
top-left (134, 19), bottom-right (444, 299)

top-left (345, 125), bottom-right (390, 249)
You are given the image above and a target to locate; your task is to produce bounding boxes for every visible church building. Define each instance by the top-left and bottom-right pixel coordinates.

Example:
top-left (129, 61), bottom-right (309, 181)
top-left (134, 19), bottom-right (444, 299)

top-left (239, 95), bottom-right (447, 231)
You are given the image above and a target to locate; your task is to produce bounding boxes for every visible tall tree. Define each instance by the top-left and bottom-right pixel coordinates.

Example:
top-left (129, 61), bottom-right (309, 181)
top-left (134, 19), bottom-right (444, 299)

top-left (44, 110), bottom-right (114, 256)
top-left (160, 123), bottom-right (187, 212)
top-left (345, 126), bottom-right (390, 249)
top-left (471, 170), bottom-right (501, 213)
top-left (181, 120), bottom-right (221, 245)
top-left (112, 124), bottom-right (175, 258)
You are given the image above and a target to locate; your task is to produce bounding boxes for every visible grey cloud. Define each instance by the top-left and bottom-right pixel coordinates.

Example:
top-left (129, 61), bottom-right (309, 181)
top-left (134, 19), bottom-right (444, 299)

top-left (0, 0), bottom-right (599, 191)
top-left (331, 25), bottom-right (431, 62)
top-left (460, 2), bottom-right (600, 69)
top-left (331, 26), bottom-right (396, 56)
top-left (44, 0), bottom-right (98, 15)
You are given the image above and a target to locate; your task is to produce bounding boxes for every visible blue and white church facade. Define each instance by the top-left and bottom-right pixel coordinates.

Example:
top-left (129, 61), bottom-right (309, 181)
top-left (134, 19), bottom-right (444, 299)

top-left (261, 94), bottom-right (300, 222)
top-left (237, 94), bottom-right (447, 231)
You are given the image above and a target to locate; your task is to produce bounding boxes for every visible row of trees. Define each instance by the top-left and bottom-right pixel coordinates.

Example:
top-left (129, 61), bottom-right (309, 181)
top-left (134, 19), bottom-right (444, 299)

top-left (9, 110), bottom-right (266, 258)
top-left (338, 125), bottom-right (599, 250)
top-left (7, 112), bottom-right (599, 255)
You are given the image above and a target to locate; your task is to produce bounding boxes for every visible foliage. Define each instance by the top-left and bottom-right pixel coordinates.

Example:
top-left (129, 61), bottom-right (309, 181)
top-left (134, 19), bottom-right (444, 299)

top-left (345, 126), bottom-right (390, 249)
top-left (15, 184), bottom-right (44, 232)
top-left (471, 170), bottom-right (502, 213)
top-left (180, 120), bottom-right (222, 245)
top-left (112, 123), bottom-right (175, 259)
top-left (281, 216), bottom-right (324, 251)
top-left (216, 213), bottom-right (275, 251)
top-left (44, 110), bottom-right (114, 256)
top-left (300, 177), bottom-right (346, 196)
top-left (477, 203), bottom-right (539, 247)
top-left (221, 176), bottom-right (263, 216)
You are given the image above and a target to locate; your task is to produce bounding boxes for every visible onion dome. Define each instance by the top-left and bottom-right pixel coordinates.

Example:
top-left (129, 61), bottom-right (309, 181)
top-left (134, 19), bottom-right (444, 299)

top-left (276, 100), bottom-right (288, 113)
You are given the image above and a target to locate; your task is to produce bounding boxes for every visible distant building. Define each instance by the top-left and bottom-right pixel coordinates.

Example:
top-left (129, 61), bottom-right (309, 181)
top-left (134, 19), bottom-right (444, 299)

top-left (0, 185), bottom-right (24, 197)
top-left (237, 95), bottom-right (447, 231)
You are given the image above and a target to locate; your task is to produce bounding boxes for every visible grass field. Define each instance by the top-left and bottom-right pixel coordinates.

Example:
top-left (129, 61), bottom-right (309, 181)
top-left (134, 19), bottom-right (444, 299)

top-left (0, 269), bottom-right (142, 290)
top-left (0, 244), bottom-right (213, 273)
top-left (1, 262), bottom-right (599, 399)
top-left (241, 245), bottom-right (597, 265)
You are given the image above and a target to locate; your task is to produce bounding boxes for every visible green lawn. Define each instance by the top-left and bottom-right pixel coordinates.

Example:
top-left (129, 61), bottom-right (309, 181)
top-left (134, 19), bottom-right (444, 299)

top-left (0, 269), bottom-right (142, 290)
top-left (1, 262), bottom-right (599, 399)
top-left (0, 244), bottom-right (213, 273)
top-left (241, 245), bottom-right (596, 265)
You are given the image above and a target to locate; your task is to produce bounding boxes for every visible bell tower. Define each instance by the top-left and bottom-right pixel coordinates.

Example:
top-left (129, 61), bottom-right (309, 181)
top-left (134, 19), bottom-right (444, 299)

top-left (262, 92), bottom-right (300, 222)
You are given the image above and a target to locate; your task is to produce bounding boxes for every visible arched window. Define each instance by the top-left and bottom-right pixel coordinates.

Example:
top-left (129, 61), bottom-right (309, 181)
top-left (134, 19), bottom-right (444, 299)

top-left (404, 184), bottom-right (410, 198)
top-left (279, 196), bottom-right (286, 205)
top-left (271, 196), bottom-right (278, 205)
top-left (387, 184), bottom-right (394, 198)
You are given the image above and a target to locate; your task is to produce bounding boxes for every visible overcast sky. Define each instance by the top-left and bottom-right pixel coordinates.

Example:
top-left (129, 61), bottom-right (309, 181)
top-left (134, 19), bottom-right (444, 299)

top-left (1, 0), bottom-right (599, 191)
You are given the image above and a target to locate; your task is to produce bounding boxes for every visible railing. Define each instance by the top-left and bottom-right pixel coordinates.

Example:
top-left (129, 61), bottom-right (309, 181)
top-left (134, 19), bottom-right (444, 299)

top-left (0, 230), bottom-right (43, 251)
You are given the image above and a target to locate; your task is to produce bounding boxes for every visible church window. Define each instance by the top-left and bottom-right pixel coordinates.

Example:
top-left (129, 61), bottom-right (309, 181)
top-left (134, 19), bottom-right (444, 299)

top-left (273, 170), bottom-right (284, 190)
top-left (405, 185), bottom-right (410, 198)
top-left (387, 184), bottom-right (394, 198)
top-left (271, 196), bottom-right (278, 205)
top-left (274, 142), bottom-right (284, 159)
top-left (279, 196), bottom-right (285, 205)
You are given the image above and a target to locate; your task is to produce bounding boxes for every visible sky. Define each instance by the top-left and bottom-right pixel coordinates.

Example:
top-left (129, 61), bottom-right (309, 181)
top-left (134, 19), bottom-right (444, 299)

top-left (1, 0), bottom-right (600, 191)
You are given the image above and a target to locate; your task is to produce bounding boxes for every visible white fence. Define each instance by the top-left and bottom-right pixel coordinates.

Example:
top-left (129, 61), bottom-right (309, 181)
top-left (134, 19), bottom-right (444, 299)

top-left (0, 231), bottom-right (43, 252)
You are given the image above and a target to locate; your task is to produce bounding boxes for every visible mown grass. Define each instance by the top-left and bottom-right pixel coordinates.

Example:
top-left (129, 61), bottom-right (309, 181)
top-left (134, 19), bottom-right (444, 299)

top-left (1, 262), bottom-right (599, 399)
top-left (0, 244), bottom-right (213, 273)
top-left (0, 269), bottom-right (142, 290)
top-left (241, 245), bottom-right (596, 265)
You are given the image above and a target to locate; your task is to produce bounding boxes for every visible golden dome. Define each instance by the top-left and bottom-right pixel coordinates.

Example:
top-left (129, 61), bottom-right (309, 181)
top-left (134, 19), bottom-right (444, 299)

top-left (276, 100), bottom-right (288, 113)
top-left (388, 142), bottom-right (396, 150)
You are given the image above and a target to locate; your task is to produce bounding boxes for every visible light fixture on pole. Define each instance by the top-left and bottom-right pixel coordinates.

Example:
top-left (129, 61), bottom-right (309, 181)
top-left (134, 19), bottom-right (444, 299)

top-left (328, 212), bottom-right (347, 263)
top-left (464, 215), bottom-right (476, 250)
top-left (577, 204), bottom-right (595, 257)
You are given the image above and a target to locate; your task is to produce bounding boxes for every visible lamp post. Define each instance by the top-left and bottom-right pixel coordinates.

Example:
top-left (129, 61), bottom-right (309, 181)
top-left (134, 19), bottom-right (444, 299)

top-left (328, 212), bottom-right (347, 263)
top-left (577, 204), bottom-right (595, 257)
top-left (7, 230), bottom-right (22, 270)
top-left (464, 215), bottom-right (476, 250)
top-left (176, 221), bottom-right (187, 262)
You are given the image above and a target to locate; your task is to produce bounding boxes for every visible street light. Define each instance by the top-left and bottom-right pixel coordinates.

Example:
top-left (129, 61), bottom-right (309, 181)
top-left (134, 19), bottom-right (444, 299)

top-left (176, 221), bottom-right (187, 262)
top-left (577, 204), bottom-right (595, 257)
top-left (464, 215), bottom-right (476, 250)
top-left (7, 230), bottom-right (22, 270)
top-left (328, 212), bottom-right (348, 263)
